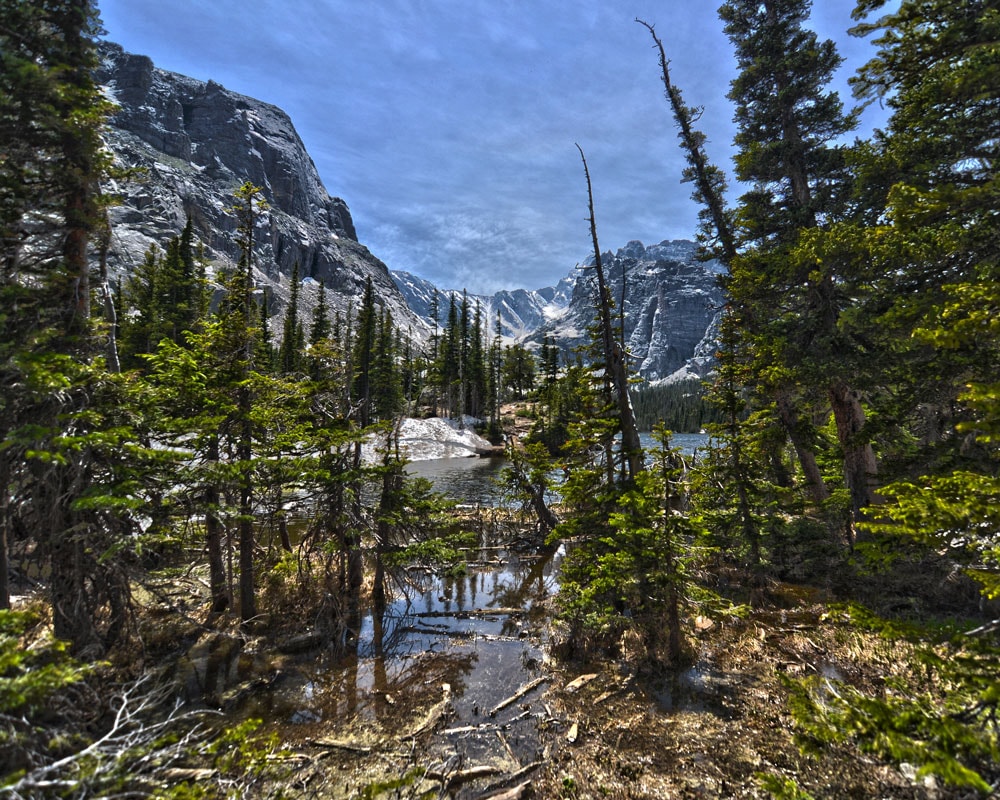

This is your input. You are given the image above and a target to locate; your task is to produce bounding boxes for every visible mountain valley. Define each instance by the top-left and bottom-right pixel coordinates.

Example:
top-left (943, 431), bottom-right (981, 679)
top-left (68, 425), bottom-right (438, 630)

top-left (98, 43), bottom-right (722, 383)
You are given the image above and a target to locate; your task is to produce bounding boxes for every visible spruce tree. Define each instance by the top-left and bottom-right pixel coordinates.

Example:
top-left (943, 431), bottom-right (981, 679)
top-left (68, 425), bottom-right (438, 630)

top-left (0, 0), bottom-right (139, 646)
top-left (783, 3), bottom-right (1000, 789)
top-left (720, 0), bottom-right (875, 531)
top-left (278, 261), bottom-right (303, 375)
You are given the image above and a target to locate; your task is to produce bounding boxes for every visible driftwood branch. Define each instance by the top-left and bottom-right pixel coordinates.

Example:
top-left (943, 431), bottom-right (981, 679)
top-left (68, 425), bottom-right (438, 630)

top-left (3, 677), bottom-right (218, 799)
top-left (308, 738), bottom-right (372, 755)
top-left (489, 676), bottom-right (548, 717)
top-left (485, 761), bottom-right (543, 793)
top-left (398, 683), bottom-right (452, 741)
top-left (479, 780), bottom-right (534, 800)
top-left (426, 764), bottom-right (504, 788)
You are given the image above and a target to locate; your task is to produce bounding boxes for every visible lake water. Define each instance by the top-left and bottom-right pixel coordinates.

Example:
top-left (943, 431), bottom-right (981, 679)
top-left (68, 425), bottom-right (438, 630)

top-left (407, 431), bottom-right (711, 506)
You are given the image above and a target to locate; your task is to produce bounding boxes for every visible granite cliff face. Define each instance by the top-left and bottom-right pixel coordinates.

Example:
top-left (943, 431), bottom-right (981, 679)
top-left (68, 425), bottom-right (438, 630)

top-left (96, 43), bottom-right (424, 330)
top-left (393, 240), bottom-right (724, 384)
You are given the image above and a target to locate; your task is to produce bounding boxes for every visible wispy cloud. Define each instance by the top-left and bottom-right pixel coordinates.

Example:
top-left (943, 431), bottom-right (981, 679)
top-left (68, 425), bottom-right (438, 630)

top-left (100, 0), bottom-right (888, 293)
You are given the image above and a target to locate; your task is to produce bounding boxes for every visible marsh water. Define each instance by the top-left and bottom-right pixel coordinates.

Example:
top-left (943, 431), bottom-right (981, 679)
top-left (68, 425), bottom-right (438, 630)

top-left (209, 432), bottom-right (715, 781)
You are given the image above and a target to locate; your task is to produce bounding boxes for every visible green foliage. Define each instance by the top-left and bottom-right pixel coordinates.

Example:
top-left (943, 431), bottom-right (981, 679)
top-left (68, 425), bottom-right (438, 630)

top-left (387, 529), bottom-right (477, 570)
top-left (756, 773), bottom-right (816, 800)
top-left (502, 343), bottom-right (537, 401)
top-left (357, 767), bottom-right (428, 800)
top-left (0, 610), bottom-right (93, 716)
top-left (118, 218), bottom-right (206, 370)
top-left (631, 378), bottom-right (719, 433)
top-left (557, 428), bottom-right (698, 663)
top-left (786, 637), bottom-right (1000, 794)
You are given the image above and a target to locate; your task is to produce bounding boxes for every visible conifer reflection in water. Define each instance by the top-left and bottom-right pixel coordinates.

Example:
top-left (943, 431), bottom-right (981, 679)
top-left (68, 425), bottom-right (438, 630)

top-left (241, 541), bottom-right (558, 769)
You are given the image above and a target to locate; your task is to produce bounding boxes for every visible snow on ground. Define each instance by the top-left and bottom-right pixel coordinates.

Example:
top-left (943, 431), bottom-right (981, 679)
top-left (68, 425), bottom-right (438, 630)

top-left (398, 416), bottom-right (494, 461)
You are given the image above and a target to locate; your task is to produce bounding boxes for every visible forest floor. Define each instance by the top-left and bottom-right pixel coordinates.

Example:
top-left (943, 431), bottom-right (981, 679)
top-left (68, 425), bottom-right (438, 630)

top-left (10, 527), bottom-right (987, 799)
top-left (220, 571), bottom-right (982, 800)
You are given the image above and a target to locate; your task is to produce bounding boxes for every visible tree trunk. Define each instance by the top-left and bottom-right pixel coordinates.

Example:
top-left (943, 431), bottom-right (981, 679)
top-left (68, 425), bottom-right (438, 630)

top-left (205, 437), bottom-right (228, 612)
top-left (829, 380), bottom-right (877, 538)
top-left (775, 389), bottom-right (829, 503)
top-left (238, 387), bottom-right (256, 624)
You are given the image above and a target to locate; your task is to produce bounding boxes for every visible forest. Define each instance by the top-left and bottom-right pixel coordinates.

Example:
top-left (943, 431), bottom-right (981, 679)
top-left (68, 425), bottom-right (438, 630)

top-left (1, 0), bottom-right (998, 797)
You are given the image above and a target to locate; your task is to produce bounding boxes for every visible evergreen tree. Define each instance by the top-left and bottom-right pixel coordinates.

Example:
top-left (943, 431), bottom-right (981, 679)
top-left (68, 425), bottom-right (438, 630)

top-left (720, 0), bottom-right (873, 530)
top-left (310, 281), bottom-right (330, 345)
top-left (278, 261), bottom-right (303, 375)
top-left (0, 0), bottom-right (140, 646)
top-left (352, 277), bottom-right (377, 427)
top-left (222, 182), bottom-right (267, 624)
top-left (371, 309), bottom-right (403, 421)
top-left (501, 344), bottom-right (536, 401)
top-left (439, 293), bottom-right (462, 417)
top-left (782, 3), bottom-right (1000, 791)
top-left (465, 299), bottom-right (487, 419)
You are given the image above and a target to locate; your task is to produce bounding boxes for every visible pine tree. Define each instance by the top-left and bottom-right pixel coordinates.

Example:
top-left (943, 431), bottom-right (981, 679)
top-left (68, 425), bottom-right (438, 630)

top-left (224, 182), bottom-right (267, 624)
top-left (782, 4), bottom-right (1000, 789)
top-left (351, 277), bottom-right (377, 427)
top-left (310, 281), bottom-right (330, 345)
top-left (720, 0), bottom-right (875, 531)
top-left (439, 293), bottom-right (462, 418)
top-left (0, 0), bottom-right (134, 641)
top-left (465, 300), bottom-right (487, 419)
top-left (371, 309), bottom-right (403, 421)
top-left (278, 261), bottom-right (303, 375)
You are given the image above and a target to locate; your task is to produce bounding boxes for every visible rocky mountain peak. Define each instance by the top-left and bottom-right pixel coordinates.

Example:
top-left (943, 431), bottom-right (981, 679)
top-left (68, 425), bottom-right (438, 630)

top-left (97, 43), bottom-right (423, 332)
top-left (393, 240), bottom-right (724, 384)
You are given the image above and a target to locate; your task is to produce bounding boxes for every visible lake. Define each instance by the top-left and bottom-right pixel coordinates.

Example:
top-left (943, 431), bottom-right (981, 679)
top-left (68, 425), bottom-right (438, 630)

top-left (407, 431), bottom-right (711, 506)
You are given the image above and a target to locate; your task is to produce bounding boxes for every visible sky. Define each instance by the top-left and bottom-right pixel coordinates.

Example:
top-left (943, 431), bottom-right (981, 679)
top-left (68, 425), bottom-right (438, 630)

top-left (97, 1), bottom-right (891, 295)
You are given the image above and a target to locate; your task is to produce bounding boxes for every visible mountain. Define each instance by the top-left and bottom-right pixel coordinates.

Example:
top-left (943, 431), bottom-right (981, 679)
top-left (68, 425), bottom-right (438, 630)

top-left (96, 45), bottom-right (720, 382)
top-left (393, 240), bottom-right (724, 384)
top-left (390, 270), bottom-right (576, 340)
top-left (96, 43), bottom-right (427, 333)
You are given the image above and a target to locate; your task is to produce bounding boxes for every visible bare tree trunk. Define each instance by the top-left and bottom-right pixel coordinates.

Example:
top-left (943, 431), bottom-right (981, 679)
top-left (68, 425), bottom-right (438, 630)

top-left (576, 144), bottom-right (644, 481)
top-left (636, 19), bottom-right (736, 263)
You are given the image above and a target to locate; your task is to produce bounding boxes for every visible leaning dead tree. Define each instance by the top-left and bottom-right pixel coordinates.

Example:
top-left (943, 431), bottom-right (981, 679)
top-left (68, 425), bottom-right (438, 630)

top-left (575, 144), bottom-right (644, 482)
top-left (636, 19), bottom-right (736, 264)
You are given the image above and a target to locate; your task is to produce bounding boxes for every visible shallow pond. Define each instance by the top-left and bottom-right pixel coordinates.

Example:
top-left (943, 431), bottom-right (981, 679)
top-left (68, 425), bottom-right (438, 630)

top-left (230, 542), bottom-right (562, 774)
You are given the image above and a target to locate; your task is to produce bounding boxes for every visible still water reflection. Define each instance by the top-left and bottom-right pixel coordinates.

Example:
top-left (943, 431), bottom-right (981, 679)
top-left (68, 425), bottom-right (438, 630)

top-left (231, 432), bottom-right (711, 771)
top-left (406, 432), bottom-right (710, 507)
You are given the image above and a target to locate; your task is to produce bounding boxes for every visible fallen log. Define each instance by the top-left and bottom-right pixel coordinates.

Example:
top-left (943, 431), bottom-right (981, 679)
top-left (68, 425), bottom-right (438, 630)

top-left (489, 676), bottom-right (548, 717)
top-left (426, 764), bottom-right (504, 787)
top-left (485, 761), bottom-right (542, 792)
top-left (564, 673), bottom-right (598, 693)
top-left (308, 738), bottom-right (372, 755)
top-left (478, 779), bottom-right (533, 800)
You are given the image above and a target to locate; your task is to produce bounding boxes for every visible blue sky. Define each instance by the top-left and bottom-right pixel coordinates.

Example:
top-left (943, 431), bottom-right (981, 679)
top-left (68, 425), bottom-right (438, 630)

top-left (98, 1), bottom-right (889, 294)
